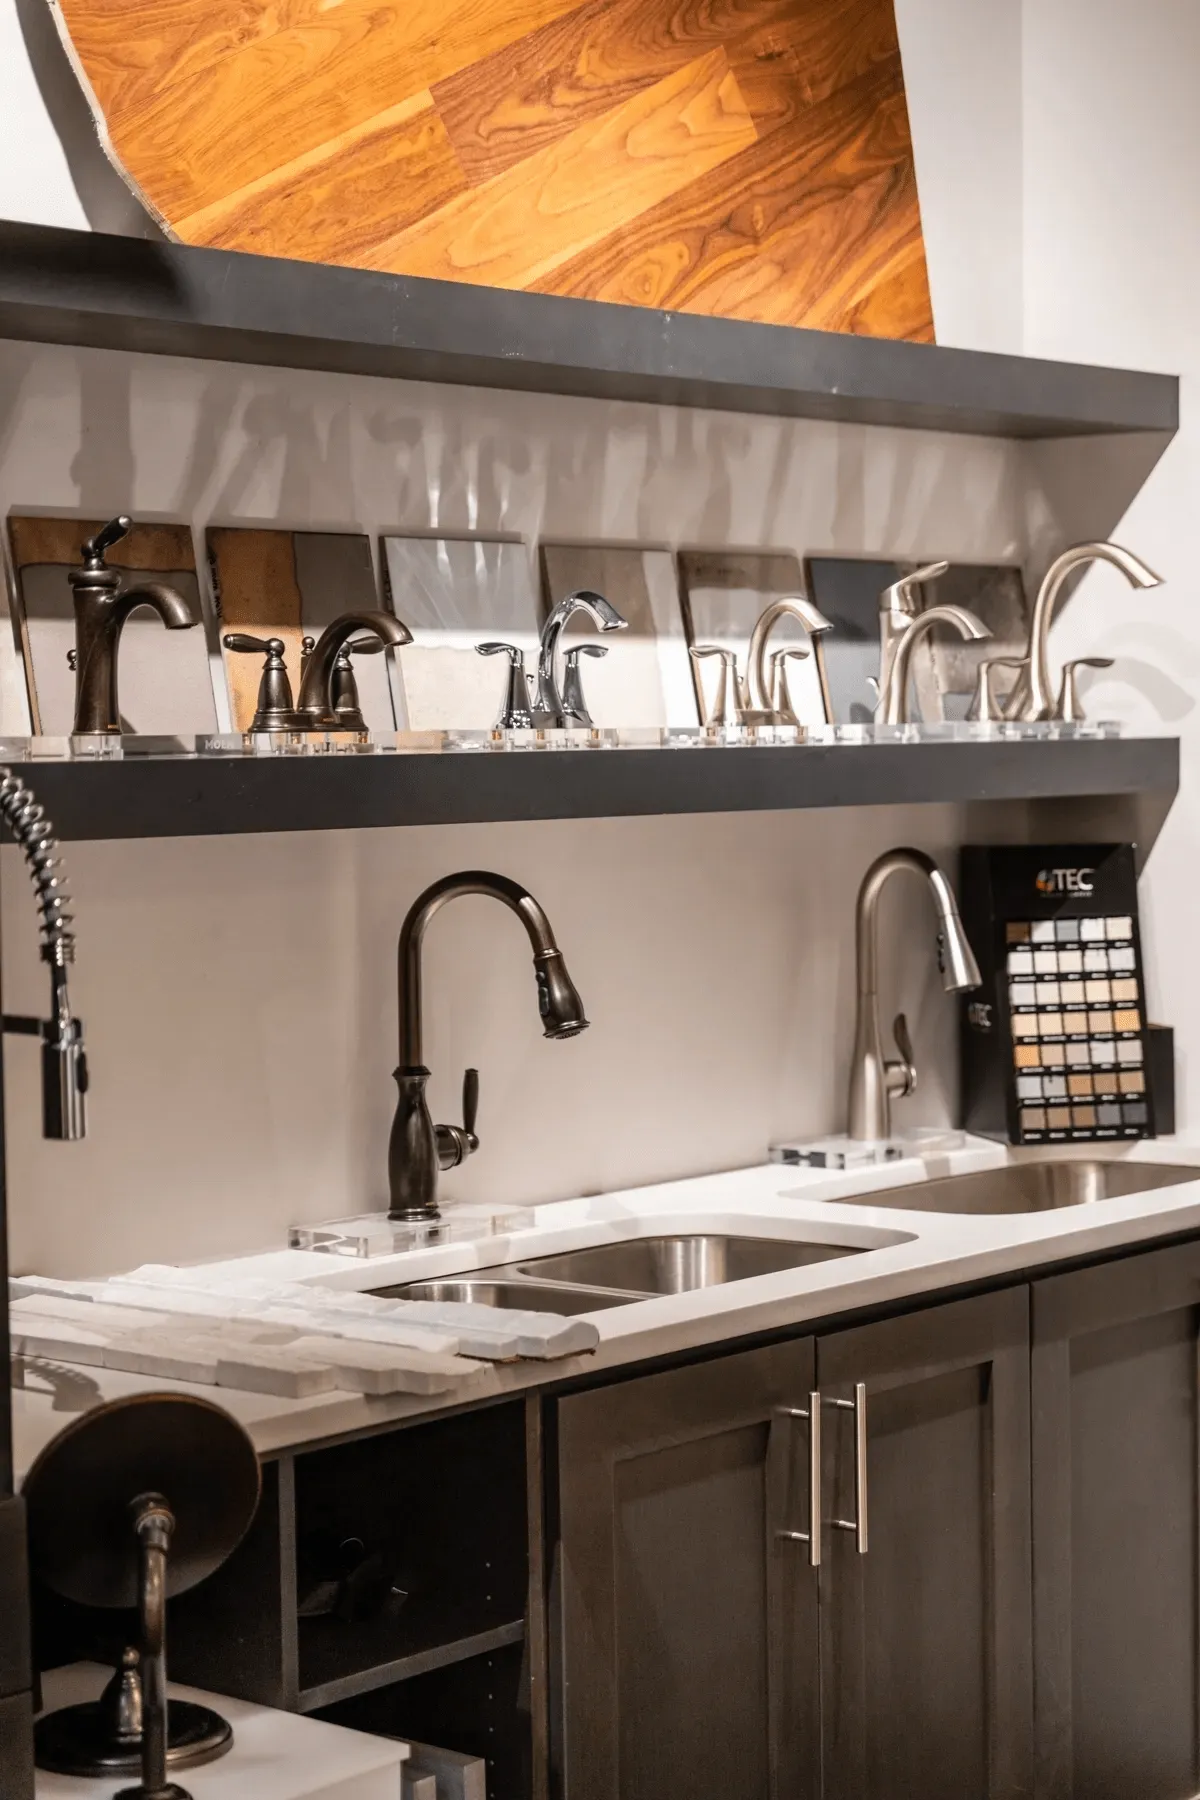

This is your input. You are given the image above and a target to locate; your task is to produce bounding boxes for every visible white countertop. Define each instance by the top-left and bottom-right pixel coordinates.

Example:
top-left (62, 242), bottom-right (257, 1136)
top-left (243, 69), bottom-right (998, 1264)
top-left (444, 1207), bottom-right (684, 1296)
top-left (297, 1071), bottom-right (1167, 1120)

top-left (15, 1135), bottom-right (1200, 1481)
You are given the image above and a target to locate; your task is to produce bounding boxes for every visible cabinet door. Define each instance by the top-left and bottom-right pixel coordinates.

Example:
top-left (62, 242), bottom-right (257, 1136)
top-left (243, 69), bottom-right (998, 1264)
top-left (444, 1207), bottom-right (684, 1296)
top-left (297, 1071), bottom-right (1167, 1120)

top-left (552, 1338), bottom-right (818, 1800)
top-left (818, 1289), bottom-right (1033, 1800)
top-left (1032, 1237), bottom-right (1200, 1800)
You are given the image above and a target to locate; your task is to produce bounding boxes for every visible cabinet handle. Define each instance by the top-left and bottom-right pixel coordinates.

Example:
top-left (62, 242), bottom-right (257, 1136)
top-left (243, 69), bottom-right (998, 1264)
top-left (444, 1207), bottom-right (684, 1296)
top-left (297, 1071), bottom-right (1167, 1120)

top-left (774, 1394), bottom-right (821, 1567)
top-left (827, 1383), bottom-right (869, 1555)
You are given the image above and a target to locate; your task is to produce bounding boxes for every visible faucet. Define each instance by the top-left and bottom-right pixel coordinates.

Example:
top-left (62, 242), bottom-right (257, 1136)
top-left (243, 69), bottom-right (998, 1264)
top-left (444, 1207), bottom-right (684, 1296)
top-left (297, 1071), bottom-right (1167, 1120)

top-left (877, 604), bottom-right (990, 725)
top-left (532, 590), bottom-right (627, 727)
top-left (848, 849), bottom-right (980, 1142)
top-left (746, 597), bottom-right (835, 723)
top-left (875, 561), bottom-right (949, 715)
top-left (388, 871), bottom-right (588, 1220)
top-left (67, 516), bottom-right (195, 735)
top-left (1005, 541), bottom-right (1162, 721)
top-left (0, 770), bottom-right (87, 1139)
top-left (294, 612), bottom-right (411, 728)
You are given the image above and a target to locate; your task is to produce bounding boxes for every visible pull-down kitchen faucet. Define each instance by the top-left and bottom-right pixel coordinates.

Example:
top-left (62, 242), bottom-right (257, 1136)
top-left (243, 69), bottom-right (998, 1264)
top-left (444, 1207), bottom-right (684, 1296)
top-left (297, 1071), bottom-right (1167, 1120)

top-left (388, 872), bottom-right (588, 1220)
top-left (848, 849), bottom-right (980, 1141)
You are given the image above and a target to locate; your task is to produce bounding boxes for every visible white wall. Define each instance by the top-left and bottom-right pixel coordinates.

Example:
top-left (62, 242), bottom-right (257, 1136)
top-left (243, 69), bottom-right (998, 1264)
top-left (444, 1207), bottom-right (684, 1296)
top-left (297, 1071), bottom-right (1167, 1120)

top-left (0, 0), bottom-right (1193, 1275)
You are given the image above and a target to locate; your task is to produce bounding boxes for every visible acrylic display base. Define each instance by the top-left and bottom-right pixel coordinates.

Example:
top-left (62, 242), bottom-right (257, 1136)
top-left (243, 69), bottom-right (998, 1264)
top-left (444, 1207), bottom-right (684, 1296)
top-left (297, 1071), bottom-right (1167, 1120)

top-left (771, 1128), bottom-right (968, 1170)
top-left (289, 1204), bottom-right (535, 1259)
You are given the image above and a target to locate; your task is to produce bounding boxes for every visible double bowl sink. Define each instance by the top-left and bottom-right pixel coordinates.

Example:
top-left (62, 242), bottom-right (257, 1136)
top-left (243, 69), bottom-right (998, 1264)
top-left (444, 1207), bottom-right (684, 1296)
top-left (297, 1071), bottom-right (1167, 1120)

top-left (375, 1159), bottom-right (1200, 1316)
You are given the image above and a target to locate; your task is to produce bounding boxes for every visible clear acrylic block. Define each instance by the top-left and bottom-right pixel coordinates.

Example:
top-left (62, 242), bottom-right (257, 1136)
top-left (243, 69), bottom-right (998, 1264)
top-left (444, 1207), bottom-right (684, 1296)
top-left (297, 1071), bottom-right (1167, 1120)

top-left (288, 1203), bottom-right (535, 1259)
top-left (771, 1128), bottom-right (967, 1170)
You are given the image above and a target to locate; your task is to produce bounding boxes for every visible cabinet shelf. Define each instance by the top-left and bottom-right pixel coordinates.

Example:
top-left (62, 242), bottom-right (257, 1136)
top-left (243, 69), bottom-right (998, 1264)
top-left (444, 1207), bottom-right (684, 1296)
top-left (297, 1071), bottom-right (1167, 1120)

top-left (296, 1620), bottom-right (526, 1714)
top-left (0, 222), bottom-right (1178, 440)
top-left (4, 736), bottom-right (1180, 841)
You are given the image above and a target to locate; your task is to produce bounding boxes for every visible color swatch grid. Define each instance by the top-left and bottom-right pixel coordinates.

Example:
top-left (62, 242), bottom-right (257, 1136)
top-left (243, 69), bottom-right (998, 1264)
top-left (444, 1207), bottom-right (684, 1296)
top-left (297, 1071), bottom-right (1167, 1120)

top-left (1006, 915), bottom-right (1147, 1141)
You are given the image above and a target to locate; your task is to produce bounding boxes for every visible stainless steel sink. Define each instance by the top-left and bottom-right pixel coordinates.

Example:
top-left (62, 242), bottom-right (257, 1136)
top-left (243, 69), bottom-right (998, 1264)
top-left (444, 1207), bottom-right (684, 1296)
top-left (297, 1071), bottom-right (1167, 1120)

top-left (375, 1233), bottom-right (867, 1313)
top-left (508, 1234), bottom-right (858, 1293)
top-left (833, 1159), bottom-right (1200, 1216)
top-left (374, 1277), bottom-right (635, 1314)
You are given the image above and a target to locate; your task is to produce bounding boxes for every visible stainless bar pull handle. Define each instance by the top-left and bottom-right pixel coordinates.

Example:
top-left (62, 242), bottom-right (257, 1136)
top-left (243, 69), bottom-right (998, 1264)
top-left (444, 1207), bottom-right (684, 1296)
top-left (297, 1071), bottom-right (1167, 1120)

top-left (774, 1394), bottom-right (821, 1567)
top-left (827, 1382), bottom-right (869, 1555)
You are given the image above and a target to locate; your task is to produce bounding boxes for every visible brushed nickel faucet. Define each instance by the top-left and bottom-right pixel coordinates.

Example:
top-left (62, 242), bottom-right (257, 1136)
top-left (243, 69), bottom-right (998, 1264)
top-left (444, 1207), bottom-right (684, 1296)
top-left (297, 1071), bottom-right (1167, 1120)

top-left (746, 597), bottom-right (835, 723)
top-left (67, 516), bottom-right (195, 735)
top-left (848, 849), bottom-right (980, 1141)
top-left (532, 590), bottom-right (627, 727)
top-left (388, 872), bottom-right (588, 1220)
top-left (877, 604), bottom-right (990, 725)
top-left (875, 561), bottom-right (949, 714)
top-left (1005, 542), bottom-right (1161, 721)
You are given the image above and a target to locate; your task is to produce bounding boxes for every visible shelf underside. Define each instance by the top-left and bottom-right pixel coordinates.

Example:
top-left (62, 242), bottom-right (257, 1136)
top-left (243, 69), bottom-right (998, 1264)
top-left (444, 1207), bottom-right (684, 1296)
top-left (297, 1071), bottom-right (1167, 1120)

top-left (0, 224), bottom-right (1178, 440)
top-left (5, 738), bottom-right (1179, 842)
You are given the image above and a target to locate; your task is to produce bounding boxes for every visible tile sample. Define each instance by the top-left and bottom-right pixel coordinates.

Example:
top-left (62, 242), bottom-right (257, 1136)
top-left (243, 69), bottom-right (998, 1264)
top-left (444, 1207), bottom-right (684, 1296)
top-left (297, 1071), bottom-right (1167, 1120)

top-left (208, 528), bottom-right (395, 732)
top-left (540, 542), bottom-right (694, 728)
top-left (7, 515), bottom-right (216, 736)
top-left (381, 535), bottom-right (539, 729)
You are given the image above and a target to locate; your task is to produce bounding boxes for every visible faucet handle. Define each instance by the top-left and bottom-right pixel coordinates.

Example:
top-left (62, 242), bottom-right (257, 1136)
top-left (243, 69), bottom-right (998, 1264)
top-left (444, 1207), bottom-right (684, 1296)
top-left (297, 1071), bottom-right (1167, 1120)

top-left (222, 634), bottom-right (297, 732)
top-left (1054, 656), bottom-right (1114, 723)
top-left (888, 1012), bottom-right (917, 1098)
top-left (478, 642), bottom-right (535, 729)
top-left (435, 1067), bottom-right (480, 1171)
top-left (561, 643), bottom-right (607, 729)
top-left (967, 656), bottom-right (1027, 723)
top-left (80, 515), bottom-right (131, 567)
top-left (768, 646), bottom-right (809, 726)
top-left (690, 645), bottom-right (753, 728)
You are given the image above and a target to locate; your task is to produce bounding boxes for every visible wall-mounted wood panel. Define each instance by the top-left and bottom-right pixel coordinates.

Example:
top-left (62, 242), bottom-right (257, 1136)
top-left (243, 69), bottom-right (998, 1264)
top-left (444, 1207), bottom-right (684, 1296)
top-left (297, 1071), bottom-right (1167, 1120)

top-left (50, 0), bottom-right (934, 342)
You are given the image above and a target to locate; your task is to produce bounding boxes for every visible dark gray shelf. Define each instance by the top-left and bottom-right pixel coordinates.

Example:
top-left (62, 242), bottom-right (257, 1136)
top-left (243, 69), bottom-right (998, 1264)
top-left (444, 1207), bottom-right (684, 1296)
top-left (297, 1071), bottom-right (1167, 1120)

top-left (5, 737), bottom-right (1179, 842)
top-left (296, 1620), bottom-right (526, 1714)
top-left (0, 223), bottom-right (1178, 440)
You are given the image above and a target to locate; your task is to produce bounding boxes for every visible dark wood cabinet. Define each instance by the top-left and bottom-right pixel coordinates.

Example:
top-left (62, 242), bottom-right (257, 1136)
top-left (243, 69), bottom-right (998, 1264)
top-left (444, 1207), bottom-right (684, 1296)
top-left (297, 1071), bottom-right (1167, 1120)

top-left (817, 1289), bottom-right (1034, 1800)
top-left (552, 1338), bottom-right (819, 1800)
top-left (1032, 1237), bottom-right (1200, 1800)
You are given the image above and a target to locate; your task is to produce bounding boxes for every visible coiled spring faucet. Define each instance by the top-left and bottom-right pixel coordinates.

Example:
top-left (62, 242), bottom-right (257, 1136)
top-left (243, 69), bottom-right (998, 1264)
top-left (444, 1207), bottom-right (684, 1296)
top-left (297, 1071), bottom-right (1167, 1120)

top-left (388, 871), bottom-right (588, 1220)
top-left (0, 770), bottom-right (87, 1139)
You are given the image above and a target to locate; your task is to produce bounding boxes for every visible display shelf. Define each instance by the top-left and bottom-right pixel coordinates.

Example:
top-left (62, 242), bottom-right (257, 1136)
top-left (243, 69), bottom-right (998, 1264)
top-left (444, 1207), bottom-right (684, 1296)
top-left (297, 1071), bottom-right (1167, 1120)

top-left (0, 736), bottom-right (1179, 842)
top-left (0, 223), bottom-right (1178, 440)
top-left (296, 1620), bottom-right (526, 1715)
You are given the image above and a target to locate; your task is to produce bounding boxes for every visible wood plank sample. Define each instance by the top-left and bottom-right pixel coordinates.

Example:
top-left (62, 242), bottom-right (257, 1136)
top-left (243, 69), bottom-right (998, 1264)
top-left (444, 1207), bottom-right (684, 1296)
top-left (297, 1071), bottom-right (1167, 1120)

top-left (50, 0), bottom-right (934, 341)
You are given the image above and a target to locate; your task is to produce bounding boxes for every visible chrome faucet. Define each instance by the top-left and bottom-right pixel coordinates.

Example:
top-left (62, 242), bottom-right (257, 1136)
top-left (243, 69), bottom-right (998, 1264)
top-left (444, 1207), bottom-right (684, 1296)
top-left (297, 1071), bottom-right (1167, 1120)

top-left (388, 871), bottom-right (588, 1220)
top-left (848, 849), bottom-right (980, 1141)
top-left (67, 516), bottom-right (195, 735)
top-left (746, 597), bottom-right (835, 724)
top-left (532, 590), bottom-right (627, 727)
top-left (0, 770), bottom-right (87, 1139)
top-left (1005, 541), bottom-right (1162, 721)
top-left (877, 605), bottom-right (990, 724)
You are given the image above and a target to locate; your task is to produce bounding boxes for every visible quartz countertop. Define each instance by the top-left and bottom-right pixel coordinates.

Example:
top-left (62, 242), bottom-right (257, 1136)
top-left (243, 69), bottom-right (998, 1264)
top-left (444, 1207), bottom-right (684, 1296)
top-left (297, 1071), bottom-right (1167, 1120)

top-left (14, 1135), bottom-right (1200, 1481)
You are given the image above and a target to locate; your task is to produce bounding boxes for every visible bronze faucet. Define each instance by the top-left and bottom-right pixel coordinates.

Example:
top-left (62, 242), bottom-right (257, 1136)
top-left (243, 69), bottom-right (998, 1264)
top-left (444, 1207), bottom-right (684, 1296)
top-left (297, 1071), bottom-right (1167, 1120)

top-left (67, 516), bottom-right (196, 735)
top-left (388, 871), bottom-right (589, 1220)
top-left (223, 612), bottom-right (411, 731)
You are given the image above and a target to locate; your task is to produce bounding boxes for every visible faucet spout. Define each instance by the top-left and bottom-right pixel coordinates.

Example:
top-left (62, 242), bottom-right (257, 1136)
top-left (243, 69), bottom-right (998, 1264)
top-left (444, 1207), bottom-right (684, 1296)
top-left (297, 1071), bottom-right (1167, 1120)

top-left (295, 610), bottom-right (412, 727)
top-left (877, 604), bottom-right (990, 726)
top-left (848, 849), bottom-right (980, 1142)
top-left (533, 590), bottom-right (627, 727)
top-left (1009, 541), bottom-right (1162, 721)
top-left (390, 871), bottom-right (588, 1220)
top-left (746, 597), bottom-right (835, 721)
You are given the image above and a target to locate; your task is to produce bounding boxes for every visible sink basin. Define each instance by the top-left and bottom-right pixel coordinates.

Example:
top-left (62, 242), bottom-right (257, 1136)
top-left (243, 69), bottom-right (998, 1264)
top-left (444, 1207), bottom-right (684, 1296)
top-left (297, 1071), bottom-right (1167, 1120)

top-left (832, 1159), bottom-right (1200, 1216)
top-left (375, 1233), bottom-right (868, 1315)
top-left (510, 1234), bottom-right (860, 1294)
top-left (376, 1278), bottom-right (636, 1314)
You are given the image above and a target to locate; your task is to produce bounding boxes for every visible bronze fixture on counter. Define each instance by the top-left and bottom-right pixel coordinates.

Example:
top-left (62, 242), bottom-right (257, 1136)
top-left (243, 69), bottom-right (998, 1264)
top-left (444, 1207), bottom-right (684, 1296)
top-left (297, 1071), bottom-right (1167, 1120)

top-left (223, 610), bottom-right (411, 732)
top-left (24, 1392), bottom-right (261, 1795)
top-left (67, 516), bottom-right (196, 735)
top-left (388, 871), bottom-right (588, 1220)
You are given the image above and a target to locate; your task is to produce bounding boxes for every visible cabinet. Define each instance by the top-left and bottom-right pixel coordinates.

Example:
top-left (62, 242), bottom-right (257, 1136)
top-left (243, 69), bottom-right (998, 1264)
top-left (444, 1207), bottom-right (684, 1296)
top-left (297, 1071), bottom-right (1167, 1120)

top-left (552, 1291), bottom-right (1033, 1800)
top-left (552, 1338), bottom-right (819, 1800)
top-left (1032, 1237), bottom-right (1200, 1800)
top-left (818, 1289), bottom-right (1033, 1800)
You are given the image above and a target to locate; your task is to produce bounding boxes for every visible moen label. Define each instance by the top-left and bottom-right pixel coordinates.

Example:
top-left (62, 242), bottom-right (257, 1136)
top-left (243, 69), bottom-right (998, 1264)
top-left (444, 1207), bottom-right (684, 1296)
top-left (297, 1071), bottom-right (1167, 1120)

top-left (1036, 867), bottom-right (1095, 895)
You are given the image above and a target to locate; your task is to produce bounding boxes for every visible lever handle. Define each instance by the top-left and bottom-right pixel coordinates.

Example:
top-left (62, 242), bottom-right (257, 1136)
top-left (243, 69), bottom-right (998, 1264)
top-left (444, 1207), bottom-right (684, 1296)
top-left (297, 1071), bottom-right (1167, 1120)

top-left (343, 636), bottom-right (387, 658)
top-left (223, 633), bottom-right (283, 655)
top-left (564, 645), bottom-right (608, 666)
top-left (462, 1067), bottom-right (479, 1141)
top-left (478, 641), bottom-right (522, 663)
top-left (81, 515), bottom-right (131, 563)
top-left (893, 1012), bottom-right (914, 1068)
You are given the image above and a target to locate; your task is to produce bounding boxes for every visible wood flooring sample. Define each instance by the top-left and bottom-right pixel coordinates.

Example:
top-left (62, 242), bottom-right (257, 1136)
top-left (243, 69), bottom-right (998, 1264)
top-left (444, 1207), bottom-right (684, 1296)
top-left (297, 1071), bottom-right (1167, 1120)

top-left (50, 0), bottom-right (934, 341)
